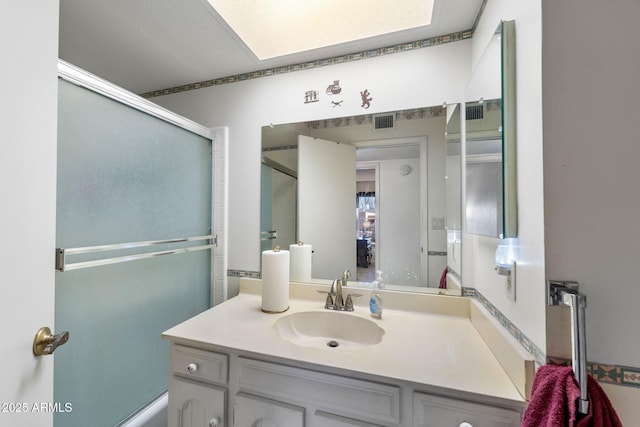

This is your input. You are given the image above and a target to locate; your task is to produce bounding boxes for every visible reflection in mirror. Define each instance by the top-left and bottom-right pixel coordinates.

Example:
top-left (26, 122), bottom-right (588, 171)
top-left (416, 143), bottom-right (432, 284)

top-left (445, 104), bottom-right (462, 277)
top-left (465, 99), bottom-right (503, 237)
top-left (261, 108), bottom-right (462, 295)
top-left (464, 20), bottom-right (517, 238)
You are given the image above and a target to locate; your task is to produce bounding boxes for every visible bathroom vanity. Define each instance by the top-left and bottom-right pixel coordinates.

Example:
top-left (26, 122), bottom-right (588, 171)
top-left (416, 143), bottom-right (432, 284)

top-left (163, 279), bottom-right (531, 427)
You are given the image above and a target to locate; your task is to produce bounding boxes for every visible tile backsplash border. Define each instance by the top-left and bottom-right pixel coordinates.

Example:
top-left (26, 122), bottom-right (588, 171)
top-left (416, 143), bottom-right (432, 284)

top-left (228, 269), bottom-right (261, 279)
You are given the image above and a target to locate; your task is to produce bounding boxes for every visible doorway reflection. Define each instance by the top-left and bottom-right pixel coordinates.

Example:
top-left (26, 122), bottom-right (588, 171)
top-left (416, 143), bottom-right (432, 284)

top-left (356, 168), bottom-right (377, 282)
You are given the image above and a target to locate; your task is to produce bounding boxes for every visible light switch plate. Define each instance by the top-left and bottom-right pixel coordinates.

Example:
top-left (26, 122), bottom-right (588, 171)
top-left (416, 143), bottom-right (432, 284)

top-left (505, 260), bottom-right (516, 301)
top-left (431, 217), bottom-right (445, 230)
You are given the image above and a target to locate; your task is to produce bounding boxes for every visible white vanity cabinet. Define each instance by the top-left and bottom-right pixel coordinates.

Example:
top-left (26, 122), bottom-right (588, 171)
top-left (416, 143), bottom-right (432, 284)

top-left (413, 393), bottom-right (522, 427)
top-left (237, 357), bottom-right (399, 426)
top-left (167, 343), bottom-right (523, 427)
top-left (169, 345), bottom-right (229, 427)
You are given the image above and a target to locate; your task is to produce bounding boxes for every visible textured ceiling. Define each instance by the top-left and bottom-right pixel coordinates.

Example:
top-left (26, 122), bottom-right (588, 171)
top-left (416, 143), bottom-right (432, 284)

top-left (59, 0), bottom-right (483, 95)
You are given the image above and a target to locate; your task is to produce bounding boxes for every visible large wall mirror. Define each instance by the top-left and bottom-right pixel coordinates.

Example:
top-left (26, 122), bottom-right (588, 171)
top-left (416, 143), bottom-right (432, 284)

top-left (465, 20), bottom-right (517, 238)
top-left (261, 107), bottom-right (462, 295)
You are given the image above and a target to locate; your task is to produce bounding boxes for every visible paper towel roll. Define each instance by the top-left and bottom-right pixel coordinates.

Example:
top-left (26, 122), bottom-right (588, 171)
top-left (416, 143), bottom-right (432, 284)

top-left (261, 248), bottom-right (290, 313)
top-left (289, 242), bottom-right (312, 282)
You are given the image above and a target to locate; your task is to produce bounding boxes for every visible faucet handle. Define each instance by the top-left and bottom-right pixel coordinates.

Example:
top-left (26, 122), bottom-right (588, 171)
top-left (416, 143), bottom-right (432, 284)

top-left (316, 290), bottom-right (335, 309)
top-left (344, 293), bottom-right (362, 311)
top-left (324, 293), bottom-right (335, 309)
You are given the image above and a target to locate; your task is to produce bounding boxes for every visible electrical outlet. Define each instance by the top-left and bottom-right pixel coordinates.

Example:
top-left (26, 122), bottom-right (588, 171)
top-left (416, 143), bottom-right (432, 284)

top-left (505, 260), bottom-right (516, 301)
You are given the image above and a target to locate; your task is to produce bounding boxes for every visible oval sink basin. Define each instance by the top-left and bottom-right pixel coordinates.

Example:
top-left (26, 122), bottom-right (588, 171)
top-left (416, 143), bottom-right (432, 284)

top-left (274, 311), bottom-right (384, 349)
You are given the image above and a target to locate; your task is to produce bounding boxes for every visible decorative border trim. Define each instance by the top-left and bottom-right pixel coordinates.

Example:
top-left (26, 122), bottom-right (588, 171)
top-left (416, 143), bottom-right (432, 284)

top-left (305, 106), bottom-right (446, 130)
top-left (428, 251), bottom-right (447, 257)
top-left (263, 144), bottom-right (297, 152)
top-left (471, 0), bottom-right (489, 34)
top-left (546, 357), bottom-right (640, 390)
top-left (141, 31), bottom-right (472, 99)
top-left (465, 287), bottom-right (640, 390)
top-left (228, 269), bottom-right (261, 279)
top-left (463, 287), bottom-right (546, 366)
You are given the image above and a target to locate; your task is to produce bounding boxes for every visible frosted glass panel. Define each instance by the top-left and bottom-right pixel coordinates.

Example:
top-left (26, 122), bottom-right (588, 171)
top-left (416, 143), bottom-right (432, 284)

top-left (261, 163), bottom-right (274, 253)
top-left (55, 79), bottom-right (212, 427)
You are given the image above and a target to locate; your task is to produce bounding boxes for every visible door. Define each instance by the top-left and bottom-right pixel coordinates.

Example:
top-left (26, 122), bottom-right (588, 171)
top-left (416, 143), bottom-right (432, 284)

top-left (261, 163), bottom-right (297, 253)
top-left (168, 378), bottom-right (225, 427)
top-left (1, 2), bottom-right (58, 426)
top-left (298, 135), bottom-right (356, 280)
top-left (54, 71), bottom-right (213, 427)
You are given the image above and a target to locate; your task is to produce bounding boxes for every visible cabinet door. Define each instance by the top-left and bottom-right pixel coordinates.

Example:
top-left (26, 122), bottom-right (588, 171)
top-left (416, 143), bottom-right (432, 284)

top-left (413, 393), bottom-right (521, 427)
top-left (233, 393), bottom-right (304, 427)
top-left (169, 377), bottom-right (226, 427)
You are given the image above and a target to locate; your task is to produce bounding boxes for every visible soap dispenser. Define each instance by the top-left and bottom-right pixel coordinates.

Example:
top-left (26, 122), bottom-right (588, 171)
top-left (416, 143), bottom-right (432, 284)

top-left (369, 270), bottom-right (384, 319)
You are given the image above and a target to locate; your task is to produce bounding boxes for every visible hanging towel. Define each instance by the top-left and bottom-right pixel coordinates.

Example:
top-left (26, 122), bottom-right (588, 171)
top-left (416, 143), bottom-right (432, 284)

top-left (522, 364), bottom-right (623, 427)
top-left (438, 267), bottom-right (448, 289)
top-left (576, 374), bottom-right (623, 427)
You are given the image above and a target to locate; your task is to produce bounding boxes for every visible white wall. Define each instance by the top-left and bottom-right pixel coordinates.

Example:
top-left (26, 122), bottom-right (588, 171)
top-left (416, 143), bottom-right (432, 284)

top-left (541, 0), bottom-right (640, 418)
top-left (154, 41), bottom-right (470, 278)
top-left (540, 0), bottom-right (640, 422)
top-left (463, 0), bottom-right (547, 352)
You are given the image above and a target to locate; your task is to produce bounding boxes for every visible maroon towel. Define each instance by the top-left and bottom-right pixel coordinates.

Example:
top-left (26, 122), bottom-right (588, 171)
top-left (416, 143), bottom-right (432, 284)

top-left (438, 267), bottom-right (447, 289)
top-left (522, 364), bottom-right (622, 427)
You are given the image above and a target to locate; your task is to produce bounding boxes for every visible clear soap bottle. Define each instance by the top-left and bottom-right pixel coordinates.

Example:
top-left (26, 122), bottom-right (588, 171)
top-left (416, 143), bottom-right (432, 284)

top-left (369, 270), bottom-right (384, 319)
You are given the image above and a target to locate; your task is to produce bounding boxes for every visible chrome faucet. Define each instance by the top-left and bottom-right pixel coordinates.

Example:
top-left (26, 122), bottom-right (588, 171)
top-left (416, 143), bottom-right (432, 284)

top-left (342, 269), bottom-right (351, 288)
top-left (322, 274), bottom-right (360, 311)
top-left (330, 278), bottom-right (344, 309)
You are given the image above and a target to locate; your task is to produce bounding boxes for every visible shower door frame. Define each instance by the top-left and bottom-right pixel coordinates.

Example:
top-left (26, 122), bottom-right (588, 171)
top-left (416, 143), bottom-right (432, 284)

top-left (57, 59), bottom-right (227, 307)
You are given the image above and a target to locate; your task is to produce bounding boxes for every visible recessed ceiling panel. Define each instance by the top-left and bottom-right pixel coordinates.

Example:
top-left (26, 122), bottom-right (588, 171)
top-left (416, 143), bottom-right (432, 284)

top-left (207, 0), bottom-right (435, 59)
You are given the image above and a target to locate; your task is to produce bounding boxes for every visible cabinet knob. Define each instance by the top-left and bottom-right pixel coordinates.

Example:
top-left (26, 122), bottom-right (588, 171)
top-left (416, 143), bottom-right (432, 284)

top-left (459, 422), bottom-right (473, 427)
top-left (186, 362), bottom-right (198, 374)
top-left (209, 417), bottom-right (219, 427)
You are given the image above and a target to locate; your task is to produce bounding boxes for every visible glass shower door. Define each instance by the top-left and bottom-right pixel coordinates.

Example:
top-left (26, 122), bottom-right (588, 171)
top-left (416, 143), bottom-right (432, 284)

top-left (55, 76), bottom-right (213, 427)
top-left (260, 163), bottom-right (297, 254)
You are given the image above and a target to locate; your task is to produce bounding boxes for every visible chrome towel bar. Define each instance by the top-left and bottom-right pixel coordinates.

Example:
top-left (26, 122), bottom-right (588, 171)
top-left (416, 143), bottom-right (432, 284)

top-left (56, 235), bottom-right (215, 272)
top-left (548, 280), bottom-right (589, 414)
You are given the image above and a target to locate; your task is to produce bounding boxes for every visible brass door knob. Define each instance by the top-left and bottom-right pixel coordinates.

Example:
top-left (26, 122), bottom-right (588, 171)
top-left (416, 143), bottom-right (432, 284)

top-left (33, 327), bottom-right (69, 356)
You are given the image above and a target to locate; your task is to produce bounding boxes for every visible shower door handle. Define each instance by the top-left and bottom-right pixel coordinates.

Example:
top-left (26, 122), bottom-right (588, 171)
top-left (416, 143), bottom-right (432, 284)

top-left (33, 326), bottom-right (69, 356)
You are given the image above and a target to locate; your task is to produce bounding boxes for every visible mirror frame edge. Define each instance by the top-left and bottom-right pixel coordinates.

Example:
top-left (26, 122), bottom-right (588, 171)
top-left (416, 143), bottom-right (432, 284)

top-left (502, 20), bottom-right (518, 238)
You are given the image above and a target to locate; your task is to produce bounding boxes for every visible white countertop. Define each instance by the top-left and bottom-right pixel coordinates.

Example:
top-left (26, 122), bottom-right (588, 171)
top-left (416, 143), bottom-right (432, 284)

top-left (163, 280), bottom-right (526, 404)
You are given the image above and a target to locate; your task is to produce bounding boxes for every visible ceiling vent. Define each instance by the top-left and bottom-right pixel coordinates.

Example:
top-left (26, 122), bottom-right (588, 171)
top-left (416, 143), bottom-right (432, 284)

top-left (373, 113), bottom-right (395, 130)
top-left (466, 104), bottom-right (484, 120)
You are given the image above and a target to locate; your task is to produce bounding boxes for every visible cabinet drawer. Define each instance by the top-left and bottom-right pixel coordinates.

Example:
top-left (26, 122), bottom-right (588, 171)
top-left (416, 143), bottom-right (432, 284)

top-left (171, 344), bottom-right (228, 385)
top-left (238, 358), bottom-right (400, 425)
top-left (413, 392), bottom-right (522, 427)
